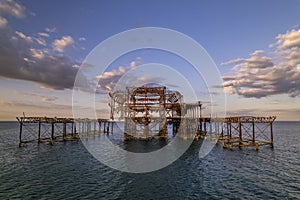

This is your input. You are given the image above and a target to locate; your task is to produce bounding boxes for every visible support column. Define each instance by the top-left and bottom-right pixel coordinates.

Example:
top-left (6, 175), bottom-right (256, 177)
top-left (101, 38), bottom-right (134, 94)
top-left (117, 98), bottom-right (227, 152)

top-left (229, 122), bottom-right (232, 138)
top-left (98, 121), bottom-right (101, 133)
top-left (18, 121), bottom-right (23, 147)
top-left (38, 121), bottom-right (41, 143)
top-left (200, 119), bottom-right (202, 132)
top-left (51, 122), bottom-right (54, 145)
top-left (106, 122), bottom-right (110, 134)
top-left (63, 122), bottom-right (66, 141)
top-left (270, 122), bottom-right (274, 148)
top-left (71, 122), bottom-right (74, 138)
top-left (238, 119), bottom-right (242, 148)
top-left (252, 121), bottom-right (255, 143)
top-left (103, 121), bottom-right (106, 133)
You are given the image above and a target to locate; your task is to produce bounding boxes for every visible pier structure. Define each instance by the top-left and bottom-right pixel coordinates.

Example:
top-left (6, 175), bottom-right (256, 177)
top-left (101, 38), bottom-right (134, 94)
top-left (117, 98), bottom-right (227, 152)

top-left (216, 116), bottom-right (276, 150)
top-left (16, 115), bottom-right (276, 150)
top-left (109, 86), bottom-right (202, 140)
top-left (16, 85), bottom-right (276, 150)
top-left (16, 117), bottom-right (111, 147)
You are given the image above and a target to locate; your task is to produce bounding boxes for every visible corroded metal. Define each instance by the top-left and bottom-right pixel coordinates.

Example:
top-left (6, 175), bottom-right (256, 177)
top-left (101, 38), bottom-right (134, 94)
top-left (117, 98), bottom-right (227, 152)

top-left (109, 86), bottom-right (202, 139)
top-left (16, 86), bottom-right (276, 150)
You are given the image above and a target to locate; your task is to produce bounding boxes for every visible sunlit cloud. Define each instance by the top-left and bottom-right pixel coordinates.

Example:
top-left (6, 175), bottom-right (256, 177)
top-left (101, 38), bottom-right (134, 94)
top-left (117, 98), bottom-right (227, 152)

top-left (222, 28), bottom-right (300, 98)
top-left (15, 31), bottom-right (32, 43)
top-left (0, 0), bottom-right (26, 18)
top-left (0, 26), bottom-right (79, 90)
top-left (276, 29), bottom-right (300, 50)
top-left (30, 48), bottom-right (45, 59)
top-left (95, 58), bottom-right (143, 94)
top-left (38, 32), bottom-right (50, 37)
top-left (34, 37), bottom-right (47, 46)
top-left (52, 35), bottom-right (74, 52)
top-left (0, 16), bottom-right (7, 28)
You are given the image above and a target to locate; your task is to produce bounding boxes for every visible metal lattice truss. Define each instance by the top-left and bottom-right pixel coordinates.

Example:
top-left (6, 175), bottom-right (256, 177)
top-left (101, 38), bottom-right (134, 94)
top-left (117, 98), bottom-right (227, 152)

top-left (109, 86), bottom-right (202, 139)
top-left (109, 86), bottom-right (185, 120)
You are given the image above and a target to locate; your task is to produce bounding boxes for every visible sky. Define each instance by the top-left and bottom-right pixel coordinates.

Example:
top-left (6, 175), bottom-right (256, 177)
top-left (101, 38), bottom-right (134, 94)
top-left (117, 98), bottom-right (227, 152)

top-left (0, 0), bottom-right (300, 121)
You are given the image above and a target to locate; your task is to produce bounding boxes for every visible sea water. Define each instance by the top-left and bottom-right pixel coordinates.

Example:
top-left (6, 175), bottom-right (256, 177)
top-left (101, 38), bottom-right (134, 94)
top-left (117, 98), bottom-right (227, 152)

top-left (0, 121), bottom-right (299, 199)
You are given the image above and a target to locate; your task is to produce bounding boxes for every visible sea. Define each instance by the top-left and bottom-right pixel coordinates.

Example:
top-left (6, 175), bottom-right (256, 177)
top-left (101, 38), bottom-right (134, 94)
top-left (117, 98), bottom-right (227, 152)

top-left (0, 121), bottom-right (299, 199)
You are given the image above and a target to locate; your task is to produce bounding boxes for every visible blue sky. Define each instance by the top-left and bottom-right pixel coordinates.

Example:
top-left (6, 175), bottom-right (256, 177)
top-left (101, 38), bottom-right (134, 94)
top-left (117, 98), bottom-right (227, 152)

top-left (0, 0), bottom-right (300, 120)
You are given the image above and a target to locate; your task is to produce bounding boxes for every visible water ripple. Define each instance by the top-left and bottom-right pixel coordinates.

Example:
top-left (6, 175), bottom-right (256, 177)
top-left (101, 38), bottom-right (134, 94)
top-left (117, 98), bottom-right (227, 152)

top-left (0, 122), bottom-right (299, 199)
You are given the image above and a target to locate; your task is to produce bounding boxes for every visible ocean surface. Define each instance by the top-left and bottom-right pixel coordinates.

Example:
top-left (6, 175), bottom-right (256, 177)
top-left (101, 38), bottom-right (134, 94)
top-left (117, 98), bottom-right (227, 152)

top-left (0, 121), bottom-right (299, 199)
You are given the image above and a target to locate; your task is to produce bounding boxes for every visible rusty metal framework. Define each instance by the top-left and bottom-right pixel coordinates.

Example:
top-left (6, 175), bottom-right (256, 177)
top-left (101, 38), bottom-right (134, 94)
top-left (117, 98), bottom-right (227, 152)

top-left (216, 116), bottom-right (276, 150)
top-left (109, 86), bottom-right (202, 139)
top-left (16, 117), bottom-right (112, 146)
top-left (16, 86), bottom-right (277, 151)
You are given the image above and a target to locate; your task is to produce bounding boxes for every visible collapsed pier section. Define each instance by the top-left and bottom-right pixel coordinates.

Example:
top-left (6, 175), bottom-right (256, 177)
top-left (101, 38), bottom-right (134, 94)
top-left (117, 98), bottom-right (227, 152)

top-left (216, 116), bottom-right (276, 150)
top-left (16, 117), bottom-right (112, 147)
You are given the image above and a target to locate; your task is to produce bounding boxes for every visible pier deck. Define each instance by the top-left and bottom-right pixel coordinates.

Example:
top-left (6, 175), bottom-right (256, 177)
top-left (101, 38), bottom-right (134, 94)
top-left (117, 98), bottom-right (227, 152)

top-left (16, 115), bottom-right (276, 150)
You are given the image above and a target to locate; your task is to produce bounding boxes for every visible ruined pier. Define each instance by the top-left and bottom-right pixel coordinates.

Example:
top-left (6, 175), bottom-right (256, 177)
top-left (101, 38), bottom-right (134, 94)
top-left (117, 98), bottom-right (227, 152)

top-left (16, 85), bottom-right (276, 150)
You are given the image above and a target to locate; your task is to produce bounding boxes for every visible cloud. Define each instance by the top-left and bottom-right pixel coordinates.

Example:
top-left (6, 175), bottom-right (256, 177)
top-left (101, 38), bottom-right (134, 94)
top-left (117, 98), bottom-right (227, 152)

top-left (0, 1), bottom-right (80, 90)
top-left (0, 0), bottom-right (26, 18)
top-left (276, 29), bottom-right (300, 50)
top-left (222, 28), bottom-right (300, 98)
top-left (0, 16), bottom-right (7, 28)
top-left (52, 35), bottom-right (74, 52)
top-left (45, 27), bottom-right (56, 33)
top-left (0, 27), bottom-right (79, 90)
top-left (18, 91), bottom-right (58, 102)
top-left (30, 48), bottom-right (45, 59)
top-left (95, 58), bottom-right (142, 94)
top-left (15, 31), bottom-right (32, 43)
top-left (79, 37), bottom-right (86, 41)
top-left (41, 96), bottom-right (58, 102)
top-left (38, 32), bottom-right (49, 37)
top-left (0, 0), bottom-right (26, 29)
top-left (34, 37), bottom-right (46, 46)
top-left (96, 66), bottom-right (127, 93)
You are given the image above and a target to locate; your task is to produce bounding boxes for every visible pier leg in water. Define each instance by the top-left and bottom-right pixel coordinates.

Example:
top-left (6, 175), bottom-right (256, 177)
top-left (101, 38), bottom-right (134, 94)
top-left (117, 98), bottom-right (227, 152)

top-left (18, 121), bottom-right (23, 147)
top-left (50, 122), bottom-right (54, 145)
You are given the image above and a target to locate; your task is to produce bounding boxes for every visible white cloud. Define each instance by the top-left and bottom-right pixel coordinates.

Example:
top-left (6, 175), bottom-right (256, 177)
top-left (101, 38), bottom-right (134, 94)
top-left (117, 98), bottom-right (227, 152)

top-left (222, 28), bottom-right (300, 98)
top-left (45, 27), bottom-right (56, 33)
top-left (96, 58), bottom-right (142, 94)
top-left (0, 16), bottom-right (7, 28)
top-left (52, 35), bottom-right (74, 52)
top-left (15, 31), bottom-right (32, 43)
top-left (221, 58), bottom-right (244, 66)
top-left (30, 48), bottom-right (45, 59)
top-left (0, 0), bottom-right (25, 18)
top-left (251, 50), bottom-right (264, 56)
top-left (276, 29), bottom-right (300, 50)
top-left (0, 27), bottom-right (79, 90)
top-left (79, 37), bottom-right (86, 41)
top-left (38, 32), bottom-right (49, 37)
top-left (35, 37), bottom-right (46, 46)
